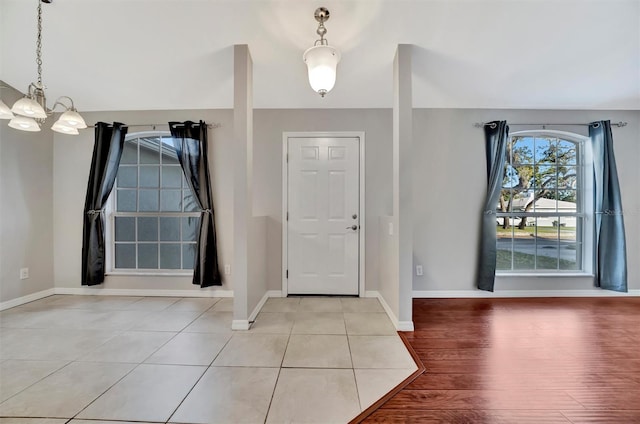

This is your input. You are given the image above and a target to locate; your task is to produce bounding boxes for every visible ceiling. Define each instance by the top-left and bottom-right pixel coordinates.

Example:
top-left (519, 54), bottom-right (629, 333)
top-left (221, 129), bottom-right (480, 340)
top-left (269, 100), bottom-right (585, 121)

top-left (1, 0), bottom-right (639, 111)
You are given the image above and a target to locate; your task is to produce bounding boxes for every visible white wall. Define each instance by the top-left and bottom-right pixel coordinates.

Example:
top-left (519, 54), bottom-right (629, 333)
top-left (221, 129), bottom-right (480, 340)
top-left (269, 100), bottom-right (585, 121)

top-left (53, 109), bottom-right (234, 293)
top-left (0, 83), bottom-right (54, 303)
top-left (412, 109), bottom-right (640, 293)
top-left (253, 109), bottom-right (393, 293)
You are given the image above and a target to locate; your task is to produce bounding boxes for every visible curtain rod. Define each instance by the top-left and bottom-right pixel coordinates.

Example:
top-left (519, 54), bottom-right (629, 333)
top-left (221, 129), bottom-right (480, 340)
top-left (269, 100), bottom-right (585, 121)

top-left (86, 123), bottom-right (222, 130)
top-left (474, 121), bottom-right (628, 129)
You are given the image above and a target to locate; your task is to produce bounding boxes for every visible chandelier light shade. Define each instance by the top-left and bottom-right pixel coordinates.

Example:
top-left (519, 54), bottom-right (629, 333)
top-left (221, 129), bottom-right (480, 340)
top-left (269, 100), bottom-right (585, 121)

top-left (8, 116), bottom-right (41, 132)
top-left (303, 7), bottom-right (340, 97)
top-left (11, 96), bottom-right (47, 119)
top-left (3, 0), bottom-right (84, 135)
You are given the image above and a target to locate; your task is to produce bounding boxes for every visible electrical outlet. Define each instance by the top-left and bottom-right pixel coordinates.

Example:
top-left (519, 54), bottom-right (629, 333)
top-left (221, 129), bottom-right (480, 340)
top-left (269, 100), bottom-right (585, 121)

top-left (20, 268), bottom-right (29, 280)
top-left (224, 264), bottom-right (231, 275)
top-left (415, 265), bottom-right (423, 276)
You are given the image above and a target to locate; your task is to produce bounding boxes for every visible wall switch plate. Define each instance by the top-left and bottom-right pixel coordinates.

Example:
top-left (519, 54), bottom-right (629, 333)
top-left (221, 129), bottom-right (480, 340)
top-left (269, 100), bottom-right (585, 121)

top-left (416, 265), bottom-right (423, 276)
top-left (224, 264), bottom-right (231, 275)
top-left (388, 222), bottom-right (394, 236)
top-left (20, 268), bottom-right (29, 280)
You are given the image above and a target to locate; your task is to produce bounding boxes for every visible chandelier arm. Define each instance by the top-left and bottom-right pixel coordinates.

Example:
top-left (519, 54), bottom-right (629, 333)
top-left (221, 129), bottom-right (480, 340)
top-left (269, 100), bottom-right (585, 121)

top-left (51, 96), bottom-right (75, 111)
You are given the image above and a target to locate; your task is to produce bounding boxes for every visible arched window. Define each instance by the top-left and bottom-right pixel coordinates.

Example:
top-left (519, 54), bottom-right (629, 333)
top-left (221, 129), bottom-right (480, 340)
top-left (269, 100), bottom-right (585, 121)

top-left (496, 131), bottom-right (593, 273)
top-left (106, 132), bottom-right (200, 273)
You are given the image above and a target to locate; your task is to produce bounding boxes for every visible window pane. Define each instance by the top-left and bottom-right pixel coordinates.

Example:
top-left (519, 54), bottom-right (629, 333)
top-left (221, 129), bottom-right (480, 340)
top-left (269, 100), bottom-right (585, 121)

top-left (115, 217), bottom-right (135, 242)
top-left (183, 190), bottom-right (199, 212)
top-left (139, 190), bottom-right (159, 211)
top-left (160, 244), bottom-right (181, 269)
top-left (138, 244), bottom-right (158, 269)
top-left (115, 243), bottom-right (136, 268)
top-left (510, 137), bottom-right (534, 165)
top-left (559, 216), bottom-right (579, 270)
top-left (121, 140), bottom-right (137, 164)
top-left (558, 140), bottom-right (577, 165)
top-left (496, 223), bottom-right (513, 271)
top-left (535, 137), bottom-right (555, 164)
top-left (117, 190), bottom-right (137, 212)
top-left (183, 243), bottom-right (196, 270)
top-left (161, 138), bottom-right (179, 165)
top-left (182, 217), bottom-right (199, 241)
top-left (536, 217), bottom-right (559, 270)
top-left (138, 217), bottom-right (158, 241)
top-left (534, 165), bottom-right (555, 190)
top-left (513, 228), bottom-right (536, 271)
top-left (139, 137), bottom-right (161, 164)
top-left (162, 166), bottom-right (183, 188)
top-left (512, 165), bottom-right (534, 190)
top-left (160, 190), bottom-right (182, 212)
top-left (160, 217), bottom-right (180, 241)
top-left (558, 167), bottom-right (577, 189)
top-left (140, 166), bottom-right (160, 188)
top-left (533, 190), bottom-right (557, 213)
top-left (117, 166), bottom-right (137, 188)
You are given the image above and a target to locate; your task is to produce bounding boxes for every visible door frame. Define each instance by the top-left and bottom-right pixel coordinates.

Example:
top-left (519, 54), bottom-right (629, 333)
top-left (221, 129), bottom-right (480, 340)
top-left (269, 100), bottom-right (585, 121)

top-left (282, 131), bottom-right (366, 297)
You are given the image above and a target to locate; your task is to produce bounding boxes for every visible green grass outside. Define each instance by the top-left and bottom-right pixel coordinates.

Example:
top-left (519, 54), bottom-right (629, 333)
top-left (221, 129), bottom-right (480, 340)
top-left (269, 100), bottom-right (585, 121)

top-left (496, 225), bottom-right (576, 240)
top-left (497, 249), bottom-right (578, 270)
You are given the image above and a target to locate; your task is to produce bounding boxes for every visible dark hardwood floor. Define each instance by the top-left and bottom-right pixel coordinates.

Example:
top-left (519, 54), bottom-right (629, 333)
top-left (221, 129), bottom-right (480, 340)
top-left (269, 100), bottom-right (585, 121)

top-left (364, 297), bottom-right (640, 423)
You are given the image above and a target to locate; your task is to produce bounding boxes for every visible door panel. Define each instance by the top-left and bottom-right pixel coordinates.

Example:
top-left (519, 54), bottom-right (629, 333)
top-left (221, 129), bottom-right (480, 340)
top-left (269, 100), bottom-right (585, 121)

top-left (287, 137), bottom-right (359, 295)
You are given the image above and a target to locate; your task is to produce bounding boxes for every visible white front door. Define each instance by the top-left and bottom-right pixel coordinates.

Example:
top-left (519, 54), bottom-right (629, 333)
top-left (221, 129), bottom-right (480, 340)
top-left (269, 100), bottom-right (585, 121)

top-left (287, 136), bottom-right (360, 295)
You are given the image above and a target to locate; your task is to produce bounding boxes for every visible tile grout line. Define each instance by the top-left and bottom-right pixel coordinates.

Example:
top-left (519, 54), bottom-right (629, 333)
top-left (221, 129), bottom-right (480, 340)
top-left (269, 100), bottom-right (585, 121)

top-left (262, 301), bottom-right (298, 424)
top-left (0, 360), bottom-right (75, 407)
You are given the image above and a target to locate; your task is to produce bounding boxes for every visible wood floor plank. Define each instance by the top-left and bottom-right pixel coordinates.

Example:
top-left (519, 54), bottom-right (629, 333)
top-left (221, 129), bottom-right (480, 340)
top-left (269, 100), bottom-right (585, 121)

top-left (362, 298), bottom-right (640, 423)
top-left (366, 409), bottom-right (572, 423)
top-left (561, 410), bottom-right (640, 423)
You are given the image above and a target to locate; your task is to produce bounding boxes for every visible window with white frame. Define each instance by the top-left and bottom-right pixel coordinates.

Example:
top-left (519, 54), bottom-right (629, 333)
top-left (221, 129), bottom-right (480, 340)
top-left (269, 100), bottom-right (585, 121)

top-left (108, 132), bottom-right (200, 272)
top-left (496, 131), bottom-right (593, 273)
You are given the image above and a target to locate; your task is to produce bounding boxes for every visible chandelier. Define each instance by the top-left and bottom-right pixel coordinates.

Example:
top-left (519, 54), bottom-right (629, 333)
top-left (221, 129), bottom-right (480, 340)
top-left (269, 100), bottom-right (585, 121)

top-left (0, 0), bottom-right (86, 135)
top-left (303, 7), bottom-right (341, 97)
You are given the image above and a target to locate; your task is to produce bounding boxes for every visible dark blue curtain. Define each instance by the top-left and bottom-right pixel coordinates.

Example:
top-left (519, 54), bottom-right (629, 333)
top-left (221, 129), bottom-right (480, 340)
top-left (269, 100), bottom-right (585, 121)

top-left (589, 120), bottom-right (627, 292)
top-left (477, 121), bottom-right (509, 292)
top-left (82, 122), bottom-right (128, 285)
top-left (169, 121), bottom-right (222, 287)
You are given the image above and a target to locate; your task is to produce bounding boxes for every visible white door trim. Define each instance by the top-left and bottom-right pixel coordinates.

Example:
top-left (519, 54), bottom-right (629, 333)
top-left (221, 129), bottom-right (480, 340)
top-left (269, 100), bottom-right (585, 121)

top-left (282, 131), bottom-right (365, 297)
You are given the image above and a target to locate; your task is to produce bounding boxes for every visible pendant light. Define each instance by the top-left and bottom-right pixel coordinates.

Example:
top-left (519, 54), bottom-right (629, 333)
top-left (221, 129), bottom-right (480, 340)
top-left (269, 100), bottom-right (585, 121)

top-left (5, 0), bottom-right (86, 135)
top-left (303, 7), bottom-right (341, 97)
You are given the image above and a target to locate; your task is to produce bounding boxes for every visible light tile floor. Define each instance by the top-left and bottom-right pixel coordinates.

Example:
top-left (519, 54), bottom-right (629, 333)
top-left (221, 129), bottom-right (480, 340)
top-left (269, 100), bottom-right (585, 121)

top-left (0, 295), bottom-right (416, 424)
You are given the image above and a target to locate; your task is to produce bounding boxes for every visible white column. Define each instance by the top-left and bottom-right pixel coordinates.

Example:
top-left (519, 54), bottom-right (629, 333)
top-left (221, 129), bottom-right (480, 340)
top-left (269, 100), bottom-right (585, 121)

top-left (393, 44), bottom-right (414, 330)
top-left (232, 45), bottom-right (253, 330)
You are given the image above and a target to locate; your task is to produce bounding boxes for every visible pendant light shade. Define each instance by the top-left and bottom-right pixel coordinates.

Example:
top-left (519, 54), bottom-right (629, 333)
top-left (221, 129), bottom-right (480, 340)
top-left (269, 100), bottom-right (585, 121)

top-left (0, 99), bottom-right (14, 119)
top-left (303, 7), bottom-right (340, 97)
top-left (51, 120), bottom-right (79, 135)
top-left (304, 45), bottom-right (340, 97)
top-left (11, 96), bottom-right (47, 119)
top-left (8, 116), bottom-right (41, 132)
top-left (57, 109), bottom-right (87, 128)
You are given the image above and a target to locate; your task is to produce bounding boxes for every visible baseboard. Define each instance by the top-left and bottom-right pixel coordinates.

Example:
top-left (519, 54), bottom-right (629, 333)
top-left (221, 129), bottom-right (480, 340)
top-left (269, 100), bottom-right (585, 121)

top-left (248, 290), bottom-right (279, 324)
top-left (365, 291), bottom-right (414, 332)
top-left (0, 288), bottom-right (56, 311)
top-left (54, 287), bottom-right (234, 298)
top-left (413, 289), bottom-right (640, 298)
top-left (231, 320), bottom-right (251, 330)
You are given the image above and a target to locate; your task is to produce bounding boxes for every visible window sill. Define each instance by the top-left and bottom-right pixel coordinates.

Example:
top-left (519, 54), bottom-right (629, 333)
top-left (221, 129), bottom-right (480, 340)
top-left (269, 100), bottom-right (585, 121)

top-left (106, 271), bottom-right (194, 277)
top-left (496, 273), bottom-right (594, 278)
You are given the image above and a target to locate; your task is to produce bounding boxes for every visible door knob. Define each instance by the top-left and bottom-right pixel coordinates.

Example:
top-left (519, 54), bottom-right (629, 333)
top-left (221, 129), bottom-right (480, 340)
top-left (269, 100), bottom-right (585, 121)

top-left (346, 225), bottom-right (358, 231)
